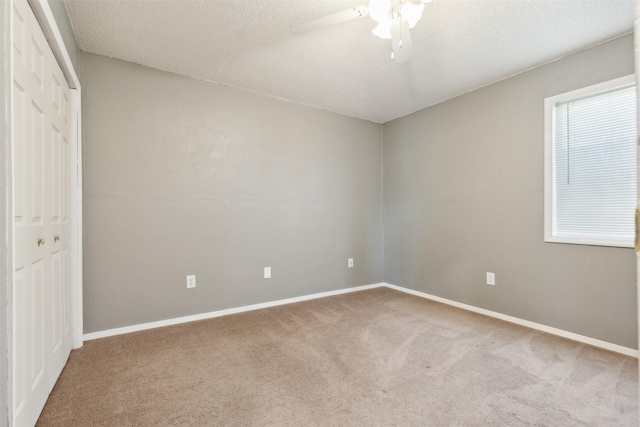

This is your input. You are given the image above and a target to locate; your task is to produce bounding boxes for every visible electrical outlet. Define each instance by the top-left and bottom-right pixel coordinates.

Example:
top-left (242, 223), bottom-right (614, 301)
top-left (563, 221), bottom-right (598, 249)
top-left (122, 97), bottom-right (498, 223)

top-left (264, 267), bottom-right (271, 279)
top-left (186, 275), bottom-right (196, 289)
top-left (348, 258), bottom-right (354, 268)
top-left (486, 272), bottom-right (495, 286)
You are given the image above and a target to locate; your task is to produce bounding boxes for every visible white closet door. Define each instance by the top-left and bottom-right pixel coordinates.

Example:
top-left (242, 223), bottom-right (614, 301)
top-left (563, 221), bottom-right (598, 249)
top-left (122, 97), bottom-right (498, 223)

top-left (46, 2), bottom-right (73, 387)
top-left (12, 1), bottom-right (73, 426)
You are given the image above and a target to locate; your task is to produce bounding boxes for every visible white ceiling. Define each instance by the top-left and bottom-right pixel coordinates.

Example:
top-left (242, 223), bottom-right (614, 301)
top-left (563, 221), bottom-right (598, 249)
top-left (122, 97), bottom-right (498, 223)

top-left (63, 0), bottom-right (634, 123)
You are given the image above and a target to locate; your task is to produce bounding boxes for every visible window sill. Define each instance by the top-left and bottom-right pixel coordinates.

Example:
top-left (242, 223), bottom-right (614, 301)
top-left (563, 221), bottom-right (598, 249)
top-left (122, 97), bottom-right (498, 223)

top-left (544, 235), bottom-right (634, 249)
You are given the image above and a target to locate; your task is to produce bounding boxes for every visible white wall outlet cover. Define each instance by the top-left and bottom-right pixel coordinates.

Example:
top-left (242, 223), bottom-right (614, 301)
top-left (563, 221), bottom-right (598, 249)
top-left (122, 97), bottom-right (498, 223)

top-left (348, 258), bottom-right (354, 268)
top-left (186, 275), bottom-right (196, 288)
top-left (264, 267), bottom-right (271, 279)
top-left (486, 272), bottom-right (495, 286)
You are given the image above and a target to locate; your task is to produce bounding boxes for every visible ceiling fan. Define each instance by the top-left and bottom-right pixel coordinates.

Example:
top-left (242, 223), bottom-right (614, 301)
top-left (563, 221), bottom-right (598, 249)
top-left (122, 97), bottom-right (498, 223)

top-left (291, 0), bottom-right (433, 63)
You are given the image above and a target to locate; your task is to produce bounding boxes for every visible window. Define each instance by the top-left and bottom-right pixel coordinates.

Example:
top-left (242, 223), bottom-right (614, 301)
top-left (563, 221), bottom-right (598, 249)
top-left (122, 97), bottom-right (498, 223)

top-left (544, 75), bottom-right (637, 248)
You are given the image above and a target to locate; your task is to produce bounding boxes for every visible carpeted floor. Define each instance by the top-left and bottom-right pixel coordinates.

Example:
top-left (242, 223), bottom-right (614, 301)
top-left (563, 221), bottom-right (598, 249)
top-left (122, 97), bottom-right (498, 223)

top-left (37, 287), bottom-right (638, 426)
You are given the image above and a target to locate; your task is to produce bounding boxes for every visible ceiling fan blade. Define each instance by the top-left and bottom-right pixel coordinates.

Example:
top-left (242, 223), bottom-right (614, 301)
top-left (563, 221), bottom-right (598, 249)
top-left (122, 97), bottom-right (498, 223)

top-left (390, 20), bottom-right (414, 63)
top-left (290, 6), bottom-right (368, 35)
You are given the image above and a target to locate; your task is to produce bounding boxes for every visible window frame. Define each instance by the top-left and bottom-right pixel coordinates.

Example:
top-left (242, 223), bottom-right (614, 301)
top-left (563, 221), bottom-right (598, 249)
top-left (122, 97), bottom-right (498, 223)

top-left (544, 74), bottom-right (637, 248)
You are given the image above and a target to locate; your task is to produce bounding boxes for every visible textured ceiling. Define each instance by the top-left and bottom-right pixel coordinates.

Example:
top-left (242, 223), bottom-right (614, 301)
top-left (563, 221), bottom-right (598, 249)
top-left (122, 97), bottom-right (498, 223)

top-left (64, 0), bottom-right (634, 123)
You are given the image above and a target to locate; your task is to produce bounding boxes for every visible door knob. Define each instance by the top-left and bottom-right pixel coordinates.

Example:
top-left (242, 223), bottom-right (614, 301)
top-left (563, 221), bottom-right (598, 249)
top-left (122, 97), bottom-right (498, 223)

top-left (37, 237), bottom-right (46, 246)
top-left (54, 235), bottom-right (60, 242)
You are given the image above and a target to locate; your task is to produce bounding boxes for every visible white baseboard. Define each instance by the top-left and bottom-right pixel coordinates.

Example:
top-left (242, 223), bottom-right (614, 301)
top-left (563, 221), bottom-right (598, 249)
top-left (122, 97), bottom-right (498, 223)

top-left (83, 283), bottom-right (385, 341)
top-left (84, 281), bottom-right (638, 359)
top-left (384, 282), bottom-right (639, 358)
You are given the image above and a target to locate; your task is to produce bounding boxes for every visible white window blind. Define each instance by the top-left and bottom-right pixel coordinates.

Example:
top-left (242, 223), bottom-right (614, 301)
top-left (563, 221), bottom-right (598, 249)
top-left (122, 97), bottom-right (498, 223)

top-left (546, 77), bottom-right (637, 247)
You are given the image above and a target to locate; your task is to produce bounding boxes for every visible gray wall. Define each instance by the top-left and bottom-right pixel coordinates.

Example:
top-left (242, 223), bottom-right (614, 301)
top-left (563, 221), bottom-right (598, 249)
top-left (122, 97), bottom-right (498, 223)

top-left (80, 52), bottom-right (384, 333)
top-left (1, 1), bottom-right (11, 425)
top-left (47, 0), bottom-right (78, 70)
top-left (383, 34), bottom-right (637, 349)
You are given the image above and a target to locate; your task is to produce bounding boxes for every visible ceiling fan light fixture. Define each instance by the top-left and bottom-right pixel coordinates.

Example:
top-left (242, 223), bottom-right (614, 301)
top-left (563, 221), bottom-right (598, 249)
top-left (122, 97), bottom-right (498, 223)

top-left (368, 0), bottom-right (393, 23)
top-left (291, 0), bottom-right (428, 61)
top-left (369, 0), bottom-right (425, 40)
top-left (400, 1), bottom-right (424, 28)
top-left (372, 20), bottom-right (392, 39)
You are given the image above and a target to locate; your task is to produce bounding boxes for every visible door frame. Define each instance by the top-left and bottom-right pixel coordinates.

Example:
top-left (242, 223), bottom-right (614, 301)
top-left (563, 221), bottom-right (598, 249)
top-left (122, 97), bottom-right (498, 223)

top-left (635, 0), bottom-right (640, 402)
top-left (1, 1), bottom-right (13, 425)
top-left (2, 0), bottom-right (83, 425)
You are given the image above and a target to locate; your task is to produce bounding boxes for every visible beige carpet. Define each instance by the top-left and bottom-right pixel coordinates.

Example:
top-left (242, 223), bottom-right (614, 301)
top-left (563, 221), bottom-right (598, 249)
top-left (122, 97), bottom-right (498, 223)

top-left (37, 287), bottom-right (638, 426)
